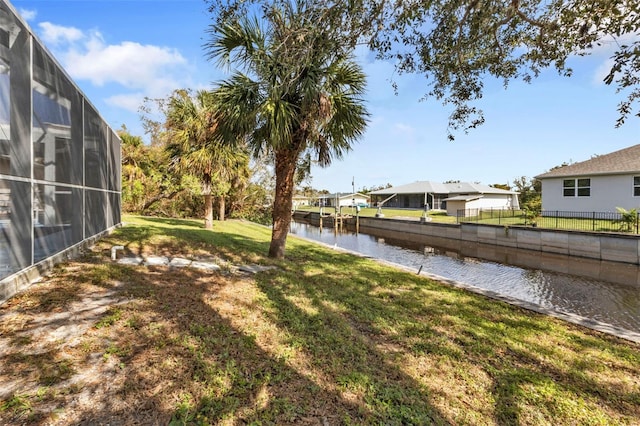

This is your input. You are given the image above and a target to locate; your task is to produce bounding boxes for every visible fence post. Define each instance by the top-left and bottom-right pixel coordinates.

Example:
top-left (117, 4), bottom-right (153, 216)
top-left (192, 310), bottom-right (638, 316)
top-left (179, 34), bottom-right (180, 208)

top-left (637, 212), bottom-right (639, 234)
top-left (592, 211), bottom-right (596, 231)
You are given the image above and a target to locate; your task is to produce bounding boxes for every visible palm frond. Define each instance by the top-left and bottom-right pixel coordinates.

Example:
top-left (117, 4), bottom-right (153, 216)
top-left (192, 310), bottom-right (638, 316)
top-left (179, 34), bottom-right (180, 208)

top-left (206, 0), bottom-right (369, 168)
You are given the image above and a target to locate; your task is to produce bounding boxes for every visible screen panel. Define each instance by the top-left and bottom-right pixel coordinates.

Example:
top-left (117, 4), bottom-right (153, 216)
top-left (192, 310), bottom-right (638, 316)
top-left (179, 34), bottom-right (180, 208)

top-left (33, 183), bottom-right (82, 262)
top-left (84, 188), bottom-right (107, 238)
top-left (0, 178), bottom-right (31, 279)
top-left (32, 41), bottom-right (83, 185)
top-left (0, 2), bottom-right (30, 178)
top-left (84, 102), bottom-right (108, 189)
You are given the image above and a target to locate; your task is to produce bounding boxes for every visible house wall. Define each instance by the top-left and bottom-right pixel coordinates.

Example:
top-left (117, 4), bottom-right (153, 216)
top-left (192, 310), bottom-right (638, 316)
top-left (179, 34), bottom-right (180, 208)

top-left (293, 198), bottom-right (309, 207)
top-left (371, 193), bottom-right (433, 209)
top-left (447, 195), bottom-right (516, 216)
top-left (471, 195), bottom-right (515, 210)
top-left (446, 200), bottom-right (466, 216)
top-left (339, 195), bottom-right (369, 207)
top-left (322, 195), bottom-right (370, 207)
top-left (0, 1), bottom-right (121, 300)
top-left (542, 174), bottom-right (640, 213)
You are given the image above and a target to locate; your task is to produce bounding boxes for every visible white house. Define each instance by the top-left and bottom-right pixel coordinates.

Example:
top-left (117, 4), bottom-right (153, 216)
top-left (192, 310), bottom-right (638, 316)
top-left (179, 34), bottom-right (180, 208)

top-left (535, 144), bottom-right (640, 213)
top-left (369, 181), bottom-right (519, 215)
top-left (317, 193), bottom-right (370, 208)
top-left (292, 195), bottom-right (311, 208)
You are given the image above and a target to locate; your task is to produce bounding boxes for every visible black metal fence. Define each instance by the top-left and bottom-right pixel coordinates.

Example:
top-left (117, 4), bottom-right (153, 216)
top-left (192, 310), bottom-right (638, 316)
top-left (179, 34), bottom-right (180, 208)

top-left (457, 209), bottom-right (640, 234)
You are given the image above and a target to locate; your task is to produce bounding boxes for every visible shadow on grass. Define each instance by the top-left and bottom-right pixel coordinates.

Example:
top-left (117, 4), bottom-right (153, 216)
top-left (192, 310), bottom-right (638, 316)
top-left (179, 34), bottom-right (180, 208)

top-left (102, 217), bottom-right (272, 265)
top-left (259, 243), bottom-right (640, 425)
top-left (3, 253), bottom-right (446, 424)
top-left (2, 217), bottom-right (639, 424)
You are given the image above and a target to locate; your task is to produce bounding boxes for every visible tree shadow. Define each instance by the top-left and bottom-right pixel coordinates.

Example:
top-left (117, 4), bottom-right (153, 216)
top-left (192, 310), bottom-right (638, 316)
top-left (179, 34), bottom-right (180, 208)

top-left (101, 220), bottom-right (273, 265)
top-left (2, 255), bottom-right (448, 424)
top-left (2, 219), bottom-right (639, 424)
top-left (264, 243), bottom-right (640, 424)
top-left (254, 271), bottom-right (449, 424)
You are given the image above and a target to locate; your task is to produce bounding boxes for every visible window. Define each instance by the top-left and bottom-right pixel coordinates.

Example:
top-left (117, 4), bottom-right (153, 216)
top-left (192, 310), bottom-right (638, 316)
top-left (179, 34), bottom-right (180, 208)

top-left (634, 177), bottom-right (640, 196)
top-left (577, 179), bottom-right (591, 196)
top-left (563, 178), bottom-right (590, 197)
top-left (563, 179), bottom-right (575, 197)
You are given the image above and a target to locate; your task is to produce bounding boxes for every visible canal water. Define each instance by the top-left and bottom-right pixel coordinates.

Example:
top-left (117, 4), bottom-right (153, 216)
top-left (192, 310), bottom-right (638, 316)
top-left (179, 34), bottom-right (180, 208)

top-left (290, 220), bottom-right (640, 333)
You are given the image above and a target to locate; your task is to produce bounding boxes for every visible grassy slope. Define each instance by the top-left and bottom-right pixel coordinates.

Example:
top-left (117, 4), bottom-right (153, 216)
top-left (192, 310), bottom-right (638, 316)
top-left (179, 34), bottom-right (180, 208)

top-left (1, 215), bottom-right (639, 425)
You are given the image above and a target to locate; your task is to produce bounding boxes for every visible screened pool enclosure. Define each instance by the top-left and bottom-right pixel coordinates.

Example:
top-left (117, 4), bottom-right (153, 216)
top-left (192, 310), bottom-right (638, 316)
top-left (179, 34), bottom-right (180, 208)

top-left (0, 0), bottom-right (121, 284)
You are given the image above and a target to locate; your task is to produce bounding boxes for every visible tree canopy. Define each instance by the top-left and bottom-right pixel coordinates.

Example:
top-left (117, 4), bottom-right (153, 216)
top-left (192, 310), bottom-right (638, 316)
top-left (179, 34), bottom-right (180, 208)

top-left (207, 0), bottom-right (640, 138)
top-left (164, 89), bottom-right (249, 228)
top-left (134, 91), bottom-right (252, 225)
top-left (206, 0), bottom-right (369, 258)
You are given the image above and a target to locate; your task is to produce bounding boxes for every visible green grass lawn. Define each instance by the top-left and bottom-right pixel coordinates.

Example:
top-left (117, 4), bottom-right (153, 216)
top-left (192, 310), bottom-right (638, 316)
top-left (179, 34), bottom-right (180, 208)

top-left (1, 215), bottom-right (639, 425)
top-left (295, 206), bottom-right (458, 223)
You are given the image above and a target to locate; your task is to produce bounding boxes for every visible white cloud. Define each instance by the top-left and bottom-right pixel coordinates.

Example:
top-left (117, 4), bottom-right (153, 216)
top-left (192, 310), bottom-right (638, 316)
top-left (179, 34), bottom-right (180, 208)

top-left (588, 33), bottom-right (639, 57)
top-left (18, 8), bottom-right (36, 21)
top-left (105, 93), bottom-right (147, 114)
top-left (63, 34), bottom-right (187, 90)
top-left (392, 122), bottom-right (418, 144)
top-left (589, 33), bottom-right (639, 85)
top-left (35, 23), bottom-right (193, 111)
top-left (394, 122), bottom-right (415, 135)
top-left (593, 58), bottom-right (615, 85)
top-left (38, 22), bottom-right (83, 45)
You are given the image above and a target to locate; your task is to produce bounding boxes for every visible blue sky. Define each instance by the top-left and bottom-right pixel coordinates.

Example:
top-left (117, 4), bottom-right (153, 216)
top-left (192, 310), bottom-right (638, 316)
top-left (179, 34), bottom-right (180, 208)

top-left (10, 0), bottom-right (640, 193)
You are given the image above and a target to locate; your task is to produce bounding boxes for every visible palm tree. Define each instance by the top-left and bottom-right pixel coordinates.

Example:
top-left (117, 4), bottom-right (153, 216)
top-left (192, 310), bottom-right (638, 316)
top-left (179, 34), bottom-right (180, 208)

top-left (206, 0), bottom-right (369, 258)
top-left (164, 89), bottom-right (246, 229)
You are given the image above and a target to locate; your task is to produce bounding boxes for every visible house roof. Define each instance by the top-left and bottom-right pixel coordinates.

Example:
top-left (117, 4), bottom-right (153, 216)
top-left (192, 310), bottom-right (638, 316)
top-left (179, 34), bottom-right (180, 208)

top-left (369, 181), bottom-right (517, 196)
top-left (443, 195), bottom-right (483, 202)
top-left (535, 144), bottom-right (640, 179)
top-left (317, 192), bottom-right (370, 200)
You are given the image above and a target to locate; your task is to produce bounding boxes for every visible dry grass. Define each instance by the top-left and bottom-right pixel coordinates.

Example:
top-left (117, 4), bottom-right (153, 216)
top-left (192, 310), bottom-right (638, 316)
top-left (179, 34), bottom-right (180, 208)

top-left (1, 215), bottom-right (639, 425)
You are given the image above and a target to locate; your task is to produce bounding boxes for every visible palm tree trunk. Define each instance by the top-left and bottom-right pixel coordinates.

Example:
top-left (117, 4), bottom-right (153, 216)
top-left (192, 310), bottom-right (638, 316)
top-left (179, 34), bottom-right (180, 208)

top-left (269, 147), bottom-right (298, 258)
top-left (203, 173), bottom-right (213, 229)
top-left (204, 194), bottom-right (213, 229)
top-left (218, 195), bottom-right (225, 221)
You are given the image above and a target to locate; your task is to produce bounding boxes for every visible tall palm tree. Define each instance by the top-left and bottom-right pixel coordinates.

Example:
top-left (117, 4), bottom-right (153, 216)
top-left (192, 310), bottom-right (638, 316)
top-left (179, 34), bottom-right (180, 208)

top-left (164, 89), bottom-right (246, 229)
top-left (206, 0), bottom-right (369, 258)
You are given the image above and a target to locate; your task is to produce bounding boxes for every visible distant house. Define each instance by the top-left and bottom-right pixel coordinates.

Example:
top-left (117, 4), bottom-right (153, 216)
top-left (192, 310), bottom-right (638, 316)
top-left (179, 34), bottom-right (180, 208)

top-left (535, 144), bottom-right (640, 213)
top-left (317, 193), bottom-right (370, 208)
top-left (292, 195), bottom-right (311, 208)
top-left (369, 181), bottom-right (519, 216)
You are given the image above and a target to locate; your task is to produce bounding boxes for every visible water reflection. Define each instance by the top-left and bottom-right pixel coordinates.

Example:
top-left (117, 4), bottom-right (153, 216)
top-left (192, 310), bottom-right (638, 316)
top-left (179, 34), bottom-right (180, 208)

top-left (290, 220), bottom-right (640, 333)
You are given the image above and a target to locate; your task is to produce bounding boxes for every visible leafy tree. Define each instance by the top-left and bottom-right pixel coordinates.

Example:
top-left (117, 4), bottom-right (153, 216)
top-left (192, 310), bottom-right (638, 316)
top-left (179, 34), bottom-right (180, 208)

top-left (297, 185), bottom-right (316, 197)
top-left (206, 1), bottom-right (369, 258)
top-left (358, 183), bottom-right (392, 194)
top-left (208, 0), bottom-right (640, 138)
top-left (614, 207), bottom-right (639, 232)
top-left (120, 127), bottom-right (189, 215)
top-left (512, 176), bottom-right (541, 212)
top-left (490, 183), bottom-right (511, 191)
top-left (164, 89), bottom-right (249, 229)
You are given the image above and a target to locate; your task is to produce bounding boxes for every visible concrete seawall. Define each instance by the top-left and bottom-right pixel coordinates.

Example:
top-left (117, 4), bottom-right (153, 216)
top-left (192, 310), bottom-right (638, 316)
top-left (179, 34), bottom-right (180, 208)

top-left (293, 212), bottom-right (640, 266)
